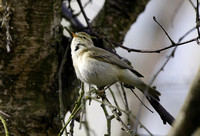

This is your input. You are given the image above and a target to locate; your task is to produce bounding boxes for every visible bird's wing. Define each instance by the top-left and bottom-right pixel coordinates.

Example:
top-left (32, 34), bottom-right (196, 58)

top-left (87, 47), bottom-right (143, 77)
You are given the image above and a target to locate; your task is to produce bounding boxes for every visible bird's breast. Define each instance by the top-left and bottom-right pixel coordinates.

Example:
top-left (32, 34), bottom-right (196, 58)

top-left (78, 56), bottom-right (119, 88)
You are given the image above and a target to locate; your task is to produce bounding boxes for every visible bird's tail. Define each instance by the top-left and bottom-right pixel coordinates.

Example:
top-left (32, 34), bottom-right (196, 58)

top-left (119, 69), bottom-right (161, 101)
top-left (136, 81), bottom-right (161, 101)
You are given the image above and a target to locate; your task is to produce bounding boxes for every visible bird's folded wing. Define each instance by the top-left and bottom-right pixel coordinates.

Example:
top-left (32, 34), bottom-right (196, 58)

top-left (87, 47), bottom-right (143, 77)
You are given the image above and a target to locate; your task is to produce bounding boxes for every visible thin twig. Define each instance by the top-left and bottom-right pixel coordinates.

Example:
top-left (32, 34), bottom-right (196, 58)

top-left (58, 85), bottom-right (84, 136)
top-left (0, 114), bottom-right (9, 136)
top-left (152, 29), bottom-right (200, 83)
top-left (114, 16), bottom-right (198, 54)
top-left (69, 118), bottom-right (74, 136)
top-left (115, 84), bottom-right (134, 131)
top-left (108, 88), bottom-right (122, 116)
top-left (113, 36), bottom-right (197, 53)
top-left (115, 84), bottom-right (126, 106)
top-left (62, 3), bottom-right (85, 29)
top-left (76, 0), bottom-right (93, 33)
top-left (0, 110), bottom-right (10, 117)
top-left (179, 27), bottom-right (196, 42)
top-left (129, 88), bottom-right (153, 113)
top-left (101, 95), bottom-right (132, 134)
top-left (153, 17), bottom-right (175, 45)
top-left (100, 102), bottom-right (114, 136)
top-left (120, 84), bottom-right (131, 126)
top-left (196, 0), bottom-right (200, 38)
top-left (58, 44), bottom-right (70, 126)
top-left (86, 95), bottom-right (153, 135)
top-left (189, 0), bottom-right (195, 9)
top-left (82, 95), bottom-right (90, 136)
top-left (86, 96), bottom-right (128, 114)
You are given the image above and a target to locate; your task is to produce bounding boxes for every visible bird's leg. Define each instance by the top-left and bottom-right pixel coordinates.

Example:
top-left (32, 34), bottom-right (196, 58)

top-left (96, 87), bottom-right (106, 99)
top-left (96, 82), bottom-right (116, 98)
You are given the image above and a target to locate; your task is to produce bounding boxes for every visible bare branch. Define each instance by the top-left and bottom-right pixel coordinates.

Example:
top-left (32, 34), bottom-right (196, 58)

top-left (153, 16), bottom-right (175, 45)
top-left (196, 0), bottom-right (200, 38)
top-left (58, 43), bottom-right (70, 127)
top-left (168, 68), bottom-right (200, 135)
top-left (112, 36), bottom-right (197, 53)
top-left (0, 110), bottom-right (10, 117)
top-left (189, 0), bottom-right (195, 9)
top-left (58, 85), bottom-right (84, 136)
top-left (62, 3), bottom-right (85, 29)
top-left (76, 0), bottom-right (94, 33)
top-left (114, 17), bottom-right (198, 54)
top-left (101, 101), bottom-right (114, 136)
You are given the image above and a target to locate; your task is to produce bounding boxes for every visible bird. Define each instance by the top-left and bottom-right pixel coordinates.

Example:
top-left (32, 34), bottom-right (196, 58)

top-left (70, 32), bottom-right (161, 101)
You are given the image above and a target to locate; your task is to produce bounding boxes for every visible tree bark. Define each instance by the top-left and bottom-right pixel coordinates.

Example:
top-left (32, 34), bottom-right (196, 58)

top-left (168, 68), bottom-right (200, 136)
top-left (0, 0), bottom-right (63, 135)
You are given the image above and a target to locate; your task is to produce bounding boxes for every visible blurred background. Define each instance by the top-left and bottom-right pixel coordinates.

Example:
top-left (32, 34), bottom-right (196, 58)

top-left (63, 0), bottom-right (200, 135)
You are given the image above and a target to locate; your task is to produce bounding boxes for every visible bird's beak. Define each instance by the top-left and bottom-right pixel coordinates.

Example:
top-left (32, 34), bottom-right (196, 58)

top-left (71, 32), bottom-right (77, 37)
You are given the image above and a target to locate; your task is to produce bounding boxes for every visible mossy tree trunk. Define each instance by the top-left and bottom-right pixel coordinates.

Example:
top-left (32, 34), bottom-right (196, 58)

top-left (0, 0), bottom-right (63, 135)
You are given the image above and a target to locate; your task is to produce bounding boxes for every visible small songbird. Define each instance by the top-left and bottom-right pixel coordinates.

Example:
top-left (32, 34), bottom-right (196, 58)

top-left (70, 32), bottom-right (161, 101)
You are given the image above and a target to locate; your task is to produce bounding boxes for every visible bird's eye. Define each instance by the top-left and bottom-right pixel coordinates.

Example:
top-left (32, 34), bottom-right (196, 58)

top-left (82, 37), bottom-right (86, 39)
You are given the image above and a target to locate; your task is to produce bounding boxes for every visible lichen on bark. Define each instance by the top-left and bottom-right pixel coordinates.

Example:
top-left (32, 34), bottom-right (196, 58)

top-left (0, 0), bottom-right (63, 135)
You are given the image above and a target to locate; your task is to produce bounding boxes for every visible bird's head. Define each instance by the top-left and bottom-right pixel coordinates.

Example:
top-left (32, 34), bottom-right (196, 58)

top-left (71, 32), bottom-right (94, 53)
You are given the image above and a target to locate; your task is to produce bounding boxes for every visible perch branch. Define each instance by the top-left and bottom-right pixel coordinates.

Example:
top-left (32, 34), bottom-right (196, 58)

top-left (101, 101), bottom-right (114, 136)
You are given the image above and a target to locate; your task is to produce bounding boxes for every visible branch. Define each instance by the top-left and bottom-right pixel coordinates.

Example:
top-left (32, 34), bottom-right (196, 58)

top-left (196, 0), bottom-right (200, 38)
top-left (0, 114), bottom-right (9, 136)
top-left (115, 16), bottom-right (198, 54)
top-left (101, 101), bottom-right (114, 136)
top-left (168, 68), bottom-right (200, 135)
top-left (62, 3), bottom-right (85, 29)
top-left (58, 85), bottom-right (84, 136)
top-left (58, 43), bottom-right (70, 126)
top-left (76, 0), bottom-right (94, 33)
top-left (153, 17), bottom-right (175, 45)
top-left (116, 37), bottom-right (197, 53)
top-left (101, 92), bottom-right (132, 133)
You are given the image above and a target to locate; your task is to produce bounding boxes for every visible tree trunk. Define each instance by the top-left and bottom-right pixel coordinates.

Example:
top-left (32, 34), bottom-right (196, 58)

top-left (0, 0), bottom-right (63, 135)
top-left (168, 68), bottom-right (200, 136)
